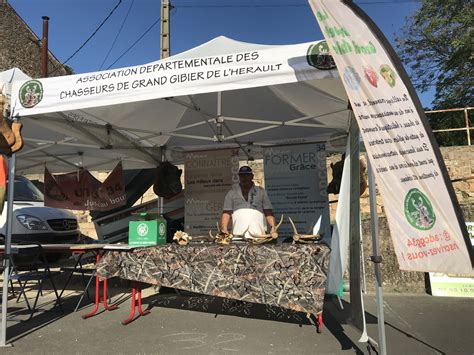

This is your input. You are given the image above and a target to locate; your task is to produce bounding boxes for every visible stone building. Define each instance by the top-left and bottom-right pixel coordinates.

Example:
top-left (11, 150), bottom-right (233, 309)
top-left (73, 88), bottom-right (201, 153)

top-left (0, 2), bottom-right (70, 77)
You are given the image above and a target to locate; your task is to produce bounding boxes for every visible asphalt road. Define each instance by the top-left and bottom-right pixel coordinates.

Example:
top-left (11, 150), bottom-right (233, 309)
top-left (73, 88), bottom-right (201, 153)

top-left (1, 283), bottom-right (473, 354)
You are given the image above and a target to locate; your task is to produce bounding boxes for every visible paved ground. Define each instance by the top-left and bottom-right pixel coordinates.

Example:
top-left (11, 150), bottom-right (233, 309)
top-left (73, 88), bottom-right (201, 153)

top-left (0, 274), bottom-right (473, 354)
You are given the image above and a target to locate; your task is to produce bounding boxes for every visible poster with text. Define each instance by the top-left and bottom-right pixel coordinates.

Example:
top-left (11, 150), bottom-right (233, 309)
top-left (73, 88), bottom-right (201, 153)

top-left (184, 149), bottom-right (239, 235)
top-left (309, 0), bottom-right (473, 274)
top-left (264, 143), bottom-right (330, 240)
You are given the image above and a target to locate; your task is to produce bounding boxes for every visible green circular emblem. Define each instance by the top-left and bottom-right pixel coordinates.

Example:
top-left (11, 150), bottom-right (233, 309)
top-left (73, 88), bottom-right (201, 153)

top-left (137, 223), bottom-right (149, 237)
top-left (404, 188), bottom-right (436, 230)
top-left (307, 41), bottom-right (336, 70)
top-left (19, 80), bottom-right (43, 108)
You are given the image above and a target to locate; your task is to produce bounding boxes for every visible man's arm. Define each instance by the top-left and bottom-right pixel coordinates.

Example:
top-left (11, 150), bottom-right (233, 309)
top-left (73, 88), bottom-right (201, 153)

top-left (261, 188), bottom-right (275, 232)
top-left (263, 209), bottom-right (276, 231)
top-left (220, 189), bottom-right (234, 234)
top-left (220, 210), bottom-right (232, 234)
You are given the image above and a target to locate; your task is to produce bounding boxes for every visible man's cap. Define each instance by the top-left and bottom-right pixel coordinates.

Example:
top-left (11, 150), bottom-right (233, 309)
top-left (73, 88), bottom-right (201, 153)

top-left (238, 166), bottom-right (253, 175)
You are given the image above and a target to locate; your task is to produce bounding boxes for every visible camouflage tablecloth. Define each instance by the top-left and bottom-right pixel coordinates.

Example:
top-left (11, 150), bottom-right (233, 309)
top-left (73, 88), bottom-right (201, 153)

top-left (96, 243), bottom-right (330, 315)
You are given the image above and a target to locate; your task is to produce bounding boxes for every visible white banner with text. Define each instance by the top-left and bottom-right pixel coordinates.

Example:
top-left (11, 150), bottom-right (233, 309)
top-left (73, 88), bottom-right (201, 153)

top-left (11, 40), bottom-right (336, 117)
top-left (309, 0), bottom-right (473, 274)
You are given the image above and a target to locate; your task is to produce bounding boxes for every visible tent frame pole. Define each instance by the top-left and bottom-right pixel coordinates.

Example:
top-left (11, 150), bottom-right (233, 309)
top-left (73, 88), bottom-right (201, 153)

top-left (159, 149), bottom-right (165, 216)
top-left (1, 153), bottom-right (16, 347)
top-left (367, 156), bottom-right (387, 355)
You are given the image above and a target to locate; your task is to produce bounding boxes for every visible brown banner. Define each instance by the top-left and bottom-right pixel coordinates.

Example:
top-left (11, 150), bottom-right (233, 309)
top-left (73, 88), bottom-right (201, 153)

top-left (44, 162), bottom-right (126, 211)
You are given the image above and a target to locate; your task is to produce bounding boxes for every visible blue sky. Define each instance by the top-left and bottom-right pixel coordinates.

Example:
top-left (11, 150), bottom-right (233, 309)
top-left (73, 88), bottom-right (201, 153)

top-left (9, 0), bottom-right (433, 107)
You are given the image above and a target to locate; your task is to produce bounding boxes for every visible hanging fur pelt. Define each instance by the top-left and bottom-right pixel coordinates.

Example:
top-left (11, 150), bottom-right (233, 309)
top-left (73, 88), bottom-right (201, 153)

top-left (153, 161), bottom-right (183, 199)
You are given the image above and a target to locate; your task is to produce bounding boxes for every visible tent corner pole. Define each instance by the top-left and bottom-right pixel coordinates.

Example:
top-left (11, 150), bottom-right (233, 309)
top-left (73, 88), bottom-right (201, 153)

top-left (367, 155), bottom-right (387, 355)
top-left (158, 149), bottom-right (165, 216)
top-left (1, 153), bottom-right (16, 347)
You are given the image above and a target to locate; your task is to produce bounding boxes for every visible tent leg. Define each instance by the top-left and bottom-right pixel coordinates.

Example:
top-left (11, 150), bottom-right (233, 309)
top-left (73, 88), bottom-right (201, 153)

top-left (360, 216), bottom-right (367, 294)
top-left (367, 156), bottom-right (387, 355)
top-left (1, 260), bottom-right (12, 347)
top-left (1, 153), bottom-right (16, 347)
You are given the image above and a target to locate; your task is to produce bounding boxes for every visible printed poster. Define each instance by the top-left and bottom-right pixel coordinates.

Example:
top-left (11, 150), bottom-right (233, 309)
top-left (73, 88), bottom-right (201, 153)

top-left (184, 149), bottom-right (239, 235)
top-left (264, 143), bottom-right (330, 240)
top-left (309, 0), bottom-right (474, 274)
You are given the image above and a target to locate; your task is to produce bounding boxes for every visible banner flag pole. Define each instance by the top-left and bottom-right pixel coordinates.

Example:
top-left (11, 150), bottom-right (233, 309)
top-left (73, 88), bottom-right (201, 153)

top-left (367, 154), bottom-right (387, 355)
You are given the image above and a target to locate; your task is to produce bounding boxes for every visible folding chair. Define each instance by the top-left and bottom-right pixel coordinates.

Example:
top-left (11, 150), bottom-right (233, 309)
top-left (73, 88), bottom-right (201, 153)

top-left (9, 244), bottom-right (62, 319)
top-left (0, 257), bottom-right (16, 300)
top-left (58, 251), bottom-right (96, 311)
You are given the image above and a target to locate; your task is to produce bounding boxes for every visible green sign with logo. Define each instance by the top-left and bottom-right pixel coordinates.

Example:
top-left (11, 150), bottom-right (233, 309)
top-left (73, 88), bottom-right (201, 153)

top-left (306, 41), bottom-right (336, 70)
top-left (129, 216), bottom-right (167, 246)
top-left (19, 80), bottom-right (44, 108)
top-left (404, 188), bottom-right (436, 230)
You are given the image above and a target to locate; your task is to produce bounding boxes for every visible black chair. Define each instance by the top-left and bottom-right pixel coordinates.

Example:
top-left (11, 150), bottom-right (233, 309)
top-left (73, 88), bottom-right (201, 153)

top-left (58, 252), bottom-right (96, 311)
top-left (0, 256), bottom-right (16, 301)
top-left (9, 244), bottom-right (62, 319)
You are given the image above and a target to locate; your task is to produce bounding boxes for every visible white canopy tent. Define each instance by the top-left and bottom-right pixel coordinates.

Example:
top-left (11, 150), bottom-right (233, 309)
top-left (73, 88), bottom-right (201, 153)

top-left (8, 37), bottom-right (350, 173)
top-left (2, 36), bottom-right (364, 347)
top-left (2, 1), bottom-right (470, 351)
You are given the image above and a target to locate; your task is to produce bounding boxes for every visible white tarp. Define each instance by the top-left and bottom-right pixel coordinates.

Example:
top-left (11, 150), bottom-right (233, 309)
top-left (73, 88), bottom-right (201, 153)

top-left (326, 139), bottom-right (351, 294)
top-left (309, 0), bottom-right (474, 275)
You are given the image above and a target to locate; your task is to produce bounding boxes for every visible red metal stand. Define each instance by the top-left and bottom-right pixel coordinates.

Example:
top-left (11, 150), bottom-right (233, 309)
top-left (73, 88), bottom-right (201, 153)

top-left (316, 313), bottom-right (323, 333)
top-left (121, 281), bottom-right (150, 325)
top-left (82, 254), bottom-right (119, 319)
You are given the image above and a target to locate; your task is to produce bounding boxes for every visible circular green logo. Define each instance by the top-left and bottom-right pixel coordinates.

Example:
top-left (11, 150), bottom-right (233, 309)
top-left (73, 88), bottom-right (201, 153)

top-left (404, 188), bottom-right (436, 230)
top-left (19, 80), bottom-right (43, 108)
top-left (307, 41), bottom-right (336, 70)
top-left (137, 223), bottom-right (149, 237)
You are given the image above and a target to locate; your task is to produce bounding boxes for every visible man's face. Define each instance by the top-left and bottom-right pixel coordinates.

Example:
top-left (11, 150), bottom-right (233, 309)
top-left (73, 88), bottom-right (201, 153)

top-left (238, 173), bottom-right (253, 188)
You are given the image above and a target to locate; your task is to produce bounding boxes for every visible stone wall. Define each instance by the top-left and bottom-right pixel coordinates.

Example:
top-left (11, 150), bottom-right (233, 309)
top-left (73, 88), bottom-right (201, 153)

top-left (0, 3), bottom-right (69, 77)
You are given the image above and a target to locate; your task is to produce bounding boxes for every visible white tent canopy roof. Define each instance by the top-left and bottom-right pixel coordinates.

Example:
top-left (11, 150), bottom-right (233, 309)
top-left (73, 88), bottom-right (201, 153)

top-left (5, 36), bottom-right (350, 173)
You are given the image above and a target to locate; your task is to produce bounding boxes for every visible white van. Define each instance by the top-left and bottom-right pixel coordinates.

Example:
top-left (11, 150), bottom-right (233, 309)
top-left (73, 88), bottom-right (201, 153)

top-left (0, 176), bottom-right (80, 245)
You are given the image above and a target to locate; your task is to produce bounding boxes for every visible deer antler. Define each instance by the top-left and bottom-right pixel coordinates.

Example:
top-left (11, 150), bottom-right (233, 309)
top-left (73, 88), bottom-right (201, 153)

top-left (209, 222), bottom-right (234, 245)
top-left (289, 217), bottom-right (321, 244)
top-left (247, 215), bottom-right (284, 244)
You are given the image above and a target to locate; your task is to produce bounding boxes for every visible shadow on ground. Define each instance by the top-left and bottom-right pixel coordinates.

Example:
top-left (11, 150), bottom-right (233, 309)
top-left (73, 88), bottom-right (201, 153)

top-left (143, 287), bottom-right (374, 354)
top-left (2, 278), bottom-right (450, 354)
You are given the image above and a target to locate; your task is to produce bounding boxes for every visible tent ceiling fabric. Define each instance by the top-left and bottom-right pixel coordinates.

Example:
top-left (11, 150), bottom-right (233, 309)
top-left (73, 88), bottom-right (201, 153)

top-left (4, 36), bottom-right (350, 173)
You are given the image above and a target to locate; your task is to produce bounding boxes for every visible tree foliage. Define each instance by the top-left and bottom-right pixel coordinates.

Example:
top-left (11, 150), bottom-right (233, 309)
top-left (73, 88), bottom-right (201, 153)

top-left (396, 0), bottom-right (473, 108)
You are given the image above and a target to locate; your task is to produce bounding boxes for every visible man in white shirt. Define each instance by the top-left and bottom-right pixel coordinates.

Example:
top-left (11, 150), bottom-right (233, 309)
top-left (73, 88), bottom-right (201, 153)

top-left (220, 165), bottom-right (276, 235)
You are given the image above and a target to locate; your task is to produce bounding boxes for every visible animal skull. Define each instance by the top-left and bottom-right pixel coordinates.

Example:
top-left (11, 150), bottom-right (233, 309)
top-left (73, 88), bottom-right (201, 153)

top-left (173, 230), bottom-right (192, 245)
